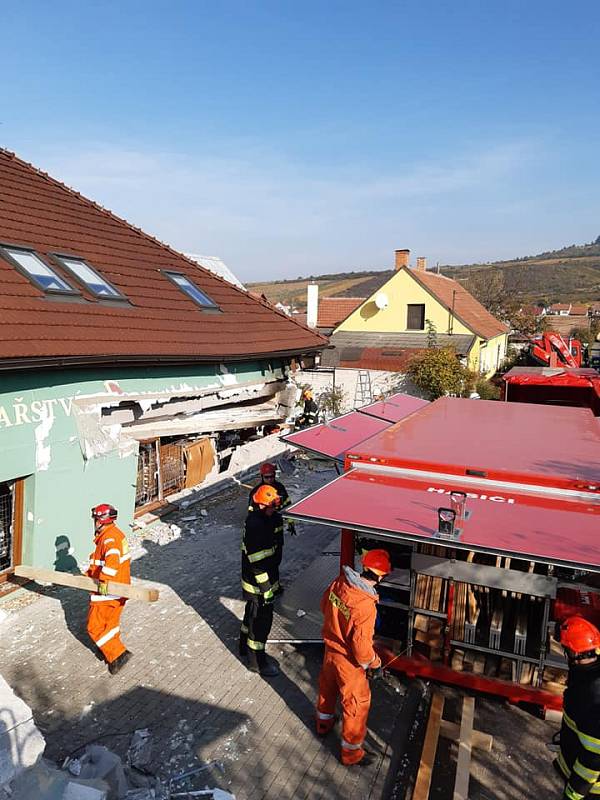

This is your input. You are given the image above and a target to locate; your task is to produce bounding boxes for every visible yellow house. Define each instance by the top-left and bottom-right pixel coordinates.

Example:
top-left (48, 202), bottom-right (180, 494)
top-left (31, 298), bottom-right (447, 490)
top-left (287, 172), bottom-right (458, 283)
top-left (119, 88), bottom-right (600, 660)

top-left (334, 250), bottom-right (509, 377)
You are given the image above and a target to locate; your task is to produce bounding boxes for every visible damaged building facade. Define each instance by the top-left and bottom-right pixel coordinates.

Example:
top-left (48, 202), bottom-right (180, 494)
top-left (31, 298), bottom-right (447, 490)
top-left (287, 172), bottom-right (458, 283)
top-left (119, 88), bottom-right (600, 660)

top-left (0, 149), bottom-right (325, 581)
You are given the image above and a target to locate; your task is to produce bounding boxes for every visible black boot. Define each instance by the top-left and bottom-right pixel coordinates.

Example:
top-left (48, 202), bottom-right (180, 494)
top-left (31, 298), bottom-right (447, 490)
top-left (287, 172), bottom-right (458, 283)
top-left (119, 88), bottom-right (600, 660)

top-left (247, 650), bottom-right (280, 678)
top-left (257, 653), bottom-right (280, 678)
top-left (108, 650), bottom-right (132, 675)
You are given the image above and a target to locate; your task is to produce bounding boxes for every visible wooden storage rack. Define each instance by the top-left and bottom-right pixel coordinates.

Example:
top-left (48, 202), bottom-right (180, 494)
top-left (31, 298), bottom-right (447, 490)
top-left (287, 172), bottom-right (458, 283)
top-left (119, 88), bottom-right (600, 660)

top-left (376, 546), bottom-right (569, 709)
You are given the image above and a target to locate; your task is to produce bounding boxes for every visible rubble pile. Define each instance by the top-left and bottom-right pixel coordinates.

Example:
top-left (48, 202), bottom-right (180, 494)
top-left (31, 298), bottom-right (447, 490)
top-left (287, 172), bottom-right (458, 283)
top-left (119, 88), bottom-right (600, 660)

top-left (1, 725), bottom-right (236, 800)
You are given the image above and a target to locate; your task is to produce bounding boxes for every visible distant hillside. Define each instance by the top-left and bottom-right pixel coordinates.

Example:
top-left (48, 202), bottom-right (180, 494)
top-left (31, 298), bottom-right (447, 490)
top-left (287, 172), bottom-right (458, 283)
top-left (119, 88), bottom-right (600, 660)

top-left (248, 238), bottom-right (600, 309)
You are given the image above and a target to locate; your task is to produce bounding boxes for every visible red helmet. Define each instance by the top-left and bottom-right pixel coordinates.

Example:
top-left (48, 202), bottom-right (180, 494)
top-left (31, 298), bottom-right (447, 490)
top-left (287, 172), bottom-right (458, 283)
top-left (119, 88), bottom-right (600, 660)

top-left (91, 504), bottom-right (118, 524)
top-left (559, 616), bottom-right (600, 659)
top-left (362, 549), bottom-right (392, 576)
top-left (252, 485), bottom-right (280, 508)
top-left (260, 462), bottom-right (277, 477)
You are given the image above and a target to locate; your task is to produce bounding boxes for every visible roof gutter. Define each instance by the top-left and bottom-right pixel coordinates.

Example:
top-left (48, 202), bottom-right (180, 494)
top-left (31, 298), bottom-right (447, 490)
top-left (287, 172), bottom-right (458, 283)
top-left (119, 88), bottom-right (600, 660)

top-left (0, 345), bottom-right (327, 373)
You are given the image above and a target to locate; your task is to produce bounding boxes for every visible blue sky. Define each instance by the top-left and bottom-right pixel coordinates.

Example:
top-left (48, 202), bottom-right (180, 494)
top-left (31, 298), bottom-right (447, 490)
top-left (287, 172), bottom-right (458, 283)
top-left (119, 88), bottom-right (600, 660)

top-left (1, 1), bottom-right (599, 280)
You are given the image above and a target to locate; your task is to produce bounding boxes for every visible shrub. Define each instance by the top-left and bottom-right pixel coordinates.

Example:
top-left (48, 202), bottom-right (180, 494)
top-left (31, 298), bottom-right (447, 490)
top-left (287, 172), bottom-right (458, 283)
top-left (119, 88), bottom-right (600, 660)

top-left (475, 378), bottom-right (502, 400)
top-left (407, 347), bottom-right (473, 400)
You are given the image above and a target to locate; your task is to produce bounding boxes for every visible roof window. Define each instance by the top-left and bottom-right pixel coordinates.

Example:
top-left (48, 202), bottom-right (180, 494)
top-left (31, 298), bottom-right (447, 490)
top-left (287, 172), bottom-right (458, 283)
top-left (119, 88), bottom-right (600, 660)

top-left (163, 271), bottom-right (219, 309)
top-left (52, 255), bottom-right (126, 299)
top-left (1, 245), bottom-right (78, 295)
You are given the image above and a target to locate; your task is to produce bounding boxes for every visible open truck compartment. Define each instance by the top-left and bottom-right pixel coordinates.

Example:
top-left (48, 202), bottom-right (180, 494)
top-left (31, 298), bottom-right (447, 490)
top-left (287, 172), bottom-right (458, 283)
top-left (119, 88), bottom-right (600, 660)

top-left (285, 395), bottom-right (600, 710)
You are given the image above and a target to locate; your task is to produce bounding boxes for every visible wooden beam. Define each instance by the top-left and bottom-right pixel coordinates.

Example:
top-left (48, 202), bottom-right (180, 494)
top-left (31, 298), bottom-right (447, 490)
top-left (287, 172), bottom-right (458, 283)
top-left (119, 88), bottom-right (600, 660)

top-left (453, 695), bottom-right (475, 800)
top-left (14, 565), bottom-right (159, 603)
top-left (439, 720), bottom-right (493, 752)
top-left (413, 691), bottom-right (445, 800)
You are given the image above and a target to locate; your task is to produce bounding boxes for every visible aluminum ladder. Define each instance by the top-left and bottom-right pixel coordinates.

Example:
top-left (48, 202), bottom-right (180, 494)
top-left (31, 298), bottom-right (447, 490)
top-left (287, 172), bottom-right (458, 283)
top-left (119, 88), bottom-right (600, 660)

top-left (354, 370), bottom-right (373, 407)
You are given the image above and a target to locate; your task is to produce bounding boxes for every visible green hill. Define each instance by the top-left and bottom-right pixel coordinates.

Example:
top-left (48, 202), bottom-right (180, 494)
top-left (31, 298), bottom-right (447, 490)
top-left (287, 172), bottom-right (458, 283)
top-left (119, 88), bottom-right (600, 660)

top-left (248, 238), bottom-right (600, 309)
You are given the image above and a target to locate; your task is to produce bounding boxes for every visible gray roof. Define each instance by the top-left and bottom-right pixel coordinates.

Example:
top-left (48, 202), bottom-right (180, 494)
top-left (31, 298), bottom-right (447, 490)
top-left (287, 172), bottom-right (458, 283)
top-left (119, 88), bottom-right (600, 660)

top-left (329, 330), bottom-right (474, 351)
top-left (321, 331), bottom-right (475, 368)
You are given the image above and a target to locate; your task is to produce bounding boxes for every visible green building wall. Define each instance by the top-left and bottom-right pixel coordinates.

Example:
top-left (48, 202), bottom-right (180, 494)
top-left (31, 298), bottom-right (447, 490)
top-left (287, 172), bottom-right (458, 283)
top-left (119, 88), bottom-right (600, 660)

top-left (0, 359), bottom-right (286, 570)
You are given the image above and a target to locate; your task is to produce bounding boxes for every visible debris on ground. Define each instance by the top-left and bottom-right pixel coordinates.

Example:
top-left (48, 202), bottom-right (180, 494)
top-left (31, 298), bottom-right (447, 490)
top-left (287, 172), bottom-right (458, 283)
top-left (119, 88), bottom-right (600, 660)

top-left (127, 730), bottom-right (153, 771)
top-left (5, 758), bottom-right (110, 800)
top-left (65, 745), bottom-right (128, 798)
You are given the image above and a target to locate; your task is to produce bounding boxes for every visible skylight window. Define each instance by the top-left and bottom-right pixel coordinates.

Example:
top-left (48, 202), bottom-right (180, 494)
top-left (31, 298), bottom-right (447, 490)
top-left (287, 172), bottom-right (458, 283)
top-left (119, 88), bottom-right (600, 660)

top-left (52, 255), bottom-right (125, 299)
top-left (1, 246), bottom-right (77, 294)
top-left (163, 271), bottom-right (218, 309)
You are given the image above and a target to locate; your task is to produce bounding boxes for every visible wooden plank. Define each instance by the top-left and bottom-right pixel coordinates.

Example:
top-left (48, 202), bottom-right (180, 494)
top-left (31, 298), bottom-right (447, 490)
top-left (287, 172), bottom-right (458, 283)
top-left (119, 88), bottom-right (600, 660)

top-left (14, 565), bottom-right (159, 603)
top-left (472, 653), bottom-right (486, 675)
top-left (413, 692), bottom-right (445, 800)
top-left (440, 720), bottom-right (493, 752)
top-left (451, 648), bottom-right (465, 671)
top-left (453, 696), bottom-right (475, 800)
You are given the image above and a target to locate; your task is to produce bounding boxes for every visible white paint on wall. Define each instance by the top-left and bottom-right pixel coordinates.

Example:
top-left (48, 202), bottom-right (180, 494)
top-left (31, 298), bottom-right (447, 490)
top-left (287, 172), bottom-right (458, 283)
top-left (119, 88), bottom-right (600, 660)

top-left (34, 408), bottom-right (54, 471)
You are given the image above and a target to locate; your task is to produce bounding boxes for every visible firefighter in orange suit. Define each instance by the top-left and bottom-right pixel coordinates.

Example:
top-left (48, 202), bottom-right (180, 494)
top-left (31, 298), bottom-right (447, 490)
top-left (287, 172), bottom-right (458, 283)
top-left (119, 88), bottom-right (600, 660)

top-left (316, 548), bottom-right (392, 766)
top-left (87, 504), bottom-right (132, 675)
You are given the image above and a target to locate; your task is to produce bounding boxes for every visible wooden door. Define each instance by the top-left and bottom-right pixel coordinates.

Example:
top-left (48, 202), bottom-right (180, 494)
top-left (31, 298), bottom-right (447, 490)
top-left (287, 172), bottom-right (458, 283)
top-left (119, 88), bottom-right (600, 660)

top-left (0, 479), bottom-right (24, 582)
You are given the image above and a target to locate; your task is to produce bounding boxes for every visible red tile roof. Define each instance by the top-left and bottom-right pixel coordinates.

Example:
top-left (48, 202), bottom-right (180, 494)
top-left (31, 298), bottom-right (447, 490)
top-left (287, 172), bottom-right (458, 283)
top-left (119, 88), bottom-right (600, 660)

top-left (338, 347), bottom-right (420, 372)
top-left (0, 150), bottom-right (326, 367)
top-left (407, 268), bottom-right (508, 340)
top-left (545, 315), bottom-right (588, 336)
top-left (570, 304), bottom-right (589, 316)
top-left (317, 297), bottom-right (364, 328)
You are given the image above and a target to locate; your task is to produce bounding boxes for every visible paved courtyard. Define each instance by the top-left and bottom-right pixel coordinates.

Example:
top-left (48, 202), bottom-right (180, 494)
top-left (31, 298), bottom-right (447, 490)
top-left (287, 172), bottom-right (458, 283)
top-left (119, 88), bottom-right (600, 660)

top-left (0, 461), bottom-right (401, 799)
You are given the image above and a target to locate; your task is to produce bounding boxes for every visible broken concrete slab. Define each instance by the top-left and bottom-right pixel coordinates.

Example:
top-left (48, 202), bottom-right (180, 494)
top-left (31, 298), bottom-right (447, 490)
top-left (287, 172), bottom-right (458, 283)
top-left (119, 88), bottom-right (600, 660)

top-left (7, 758), bottom-right (109, 800)
top-left (0, 673), bottom-right (46, 787)
top-left (67, 745), bottom-right (128, 799)
top-left (63, 782), bottom-right (108, 800)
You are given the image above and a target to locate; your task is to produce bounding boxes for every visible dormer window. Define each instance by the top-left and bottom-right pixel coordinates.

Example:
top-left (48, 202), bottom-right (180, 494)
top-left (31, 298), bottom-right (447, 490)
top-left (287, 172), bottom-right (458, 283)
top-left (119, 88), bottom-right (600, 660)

top-left (52, 255), bottom-right (126, 300)
top-left (0, 245), bottom-right (78, 295)
top-left (162, 271), bottom-right (219, 309)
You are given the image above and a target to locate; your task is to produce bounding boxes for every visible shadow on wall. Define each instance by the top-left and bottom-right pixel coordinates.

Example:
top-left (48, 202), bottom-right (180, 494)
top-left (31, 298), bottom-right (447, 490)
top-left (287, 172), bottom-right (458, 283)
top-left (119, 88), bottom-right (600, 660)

top-left (359, 301), bottom-right (379, 321)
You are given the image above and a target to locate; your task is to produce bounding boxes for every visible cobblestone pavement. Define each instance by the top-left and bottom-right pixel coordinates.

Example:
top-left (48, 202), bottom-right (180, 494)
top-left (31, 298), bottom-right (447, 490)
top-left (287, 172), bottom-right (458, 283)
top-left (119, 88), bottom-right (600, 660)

top-left (0, 460), bottom-right (403, 799)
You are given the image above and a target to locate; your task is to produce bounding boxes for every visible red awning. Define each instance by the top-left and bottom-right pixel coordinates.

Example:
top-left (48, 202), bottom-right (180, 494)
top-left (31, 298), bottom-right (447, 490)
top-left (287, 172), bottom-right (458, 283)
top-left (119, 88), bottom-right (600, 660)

top-left (287, 466), bottom-right (600, 571)
top-left (358, 392), bottom-right (429, 422)
top-left (281, 411), bottom-right (390, 461)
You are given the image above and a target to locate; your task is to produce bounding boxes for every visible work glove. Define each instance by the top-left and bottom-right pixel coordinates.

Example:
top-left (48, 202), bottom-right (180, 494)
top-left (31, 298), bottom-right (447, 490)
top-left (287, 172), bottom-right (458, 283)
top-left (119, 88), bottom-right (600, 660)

top-left (262, 589), bottom-right (275, 605)
top-left (98, 581), bottom-right (109, 596)
top-left (367, 666), bottom-right (384, 681)
top-left (287, 521), bottom-right (297, 536)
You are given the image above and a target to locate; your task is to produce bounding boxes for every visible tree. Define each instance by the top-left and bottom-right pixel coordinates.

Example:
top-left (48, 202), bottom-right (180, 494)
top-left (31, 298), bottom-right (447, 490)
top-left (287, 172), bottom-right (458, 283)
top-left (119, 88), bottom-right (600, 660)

top-left (425, 319), bottom-right (438, 348)
top-left (508, 309), bottom-right (545, 337)
top-left (319, 386), bottom-right (347, 419)
top-left (570, 319), bottom-right (600, 345)
top-left (407, 347), bottom-right (474, 400)
top-left (462, 271), bottom-right (517, 320)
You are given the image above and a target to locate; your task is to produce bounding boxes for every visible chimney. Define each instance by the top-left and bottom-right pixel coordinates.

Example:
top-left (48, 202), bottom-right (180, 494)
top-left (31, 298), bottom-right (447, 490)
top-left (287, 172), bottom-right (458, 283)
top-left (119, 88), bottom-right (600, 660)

top-left (306, 282), bottom-right (319, 328)
top-left (416, 256), bottom-right (427, 272)
top-left (395, 249), bottom-right (410, 270)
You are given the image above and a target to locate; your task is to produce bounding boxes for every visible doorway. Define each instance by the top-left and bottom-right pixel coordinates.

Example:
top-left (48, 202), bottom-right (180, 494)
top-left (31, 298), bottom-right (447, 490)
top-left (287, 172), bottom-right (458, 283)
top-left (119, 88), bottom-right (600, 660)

top-left (0, 480), bottom-right (24, 582)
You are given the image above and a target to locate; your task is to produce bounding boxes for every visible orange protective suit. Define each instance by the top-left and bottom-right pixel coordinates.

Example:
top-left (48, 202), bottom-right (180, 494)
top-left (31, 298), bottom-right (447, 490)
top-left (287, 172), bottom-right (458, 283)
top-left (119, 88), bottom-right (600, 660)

top-left (316, 565), bottom-right (381, 765)
top-left (86, 522), bottom-right (131, 664)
